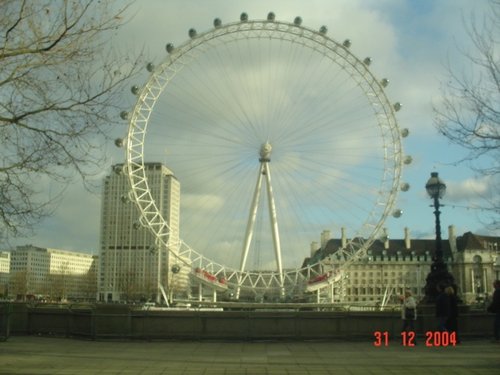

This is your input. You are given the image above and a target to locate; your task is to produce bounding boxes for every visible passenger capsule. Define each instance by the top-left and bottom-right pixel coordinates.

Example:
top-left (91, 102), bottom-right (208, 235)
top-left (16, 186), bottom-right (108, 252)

top-left (343, 39), bottom-right (351, 48)
top-left (133, 221), bottom-right (141, 230)
top-left (146, 62), bottom-right (154, 72)
top-left (319, 25), bottom-right (328, 34)
top-left (393, 102), bottom-right (402, 112)
top-left (381, 78), bottom-right (389, 87)
top-left (267, 12), bottom-right (275, 21)
top-left (166, 43), bottom-right (175, 53)
top-left (294, 16), bottom-right (302, 25)
top-left (188, 28), bottom-right (197, 38)
top-left (213, 18), bottom-right (222, 28)
top-left (114, 138), bottom-right (123, 148)
top-left (120, 111), bottom-right (129, 120)
top-left (401, 128), bottom-right (410, 138)
top-left (403, 155), bottom-right (413, 165)
top-left (131, 85), bottom-right (140, 95)
top-left (240, 12), bottom-right (248, 22)
top-left (363, 57), bottom-right (372, 66)
top-left (400, 183), bottom-right (410, 192)
top-left (392, 209), bottom-right (403, 218)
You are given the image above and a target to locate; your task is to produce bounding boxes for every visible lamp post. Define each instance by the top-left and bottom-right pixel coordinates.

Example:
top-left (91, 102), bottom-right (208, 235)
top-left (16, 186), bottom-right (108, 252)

top-left (423, 172), bottom-right (455, 302)
top-left (494, 255), bottom-right (500, 281)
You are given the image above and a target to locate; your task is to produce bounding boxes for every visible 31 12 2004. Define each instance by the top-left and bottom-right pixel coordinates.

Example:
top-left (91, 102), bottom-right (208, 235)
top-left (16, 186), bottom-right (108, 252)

top-left (373, 331), bottom-right (458, 347)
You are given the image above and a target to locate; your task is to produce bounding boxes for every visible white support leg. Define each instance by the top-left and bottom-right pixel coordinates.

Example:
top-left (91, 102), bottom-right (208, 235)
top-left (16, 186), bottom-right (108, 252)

top-left (237, 142), bottom-right (284, 299)
top-left (263, 162), bottom-right (284, 297)
top-left (236, 164), bottom-right (264, 299)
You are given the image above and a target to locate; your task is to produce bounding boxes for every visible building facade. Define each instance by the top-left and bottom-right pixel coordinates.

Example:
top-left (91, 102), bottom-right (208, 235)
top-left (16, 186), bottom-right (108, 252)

top-left (0, 251), bottom-right (10, 297)
top-left (453, 231), bottom-right (500, 304)
top-left (99, 162), bottom-right (189, 303)
top-left (304, 226), bottom-right (500, 305)
top-left (8, 245), bottom-right (96, 301)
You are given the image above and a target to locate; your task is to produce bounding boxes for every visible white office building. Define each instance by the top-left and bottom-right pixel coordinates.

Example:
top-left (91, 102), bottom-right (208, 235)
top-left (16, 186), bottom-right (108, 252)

top-left (99, 162), bottom-right (189, 303)
top-left (8, 245), bottom-right (96, 301)
top-left (0, 251), bottom-right (10, 297)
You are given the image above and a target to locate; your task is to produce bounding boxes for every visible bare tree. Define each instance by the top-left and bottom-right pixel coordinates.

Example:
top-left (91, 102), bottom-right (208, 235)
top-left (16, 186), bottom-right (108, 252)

top-left (0, 0), bottom-right (141, 239)
top-left (79, 261), bottom-right (97, 301)
top-left (118, 269), bottom-right (140, 302)
top-left (434, 0), bottom-right (500, 226)
top-left (9, 270), bottom-right (28, 300)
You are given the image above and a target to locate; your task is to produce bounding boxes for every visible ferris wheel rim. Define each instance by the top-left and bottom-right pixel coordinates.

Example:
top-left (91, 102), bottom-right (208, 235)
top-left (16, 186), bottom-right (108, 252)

top-left (124, 15), bottom-right (405, 294)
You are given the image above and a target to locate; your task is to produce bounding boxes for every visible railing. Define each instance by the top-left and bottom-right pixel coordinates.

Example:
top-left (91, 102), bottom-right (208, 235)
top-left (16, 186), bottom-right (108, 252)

top-left (0, 301), bottom-right (489, 341)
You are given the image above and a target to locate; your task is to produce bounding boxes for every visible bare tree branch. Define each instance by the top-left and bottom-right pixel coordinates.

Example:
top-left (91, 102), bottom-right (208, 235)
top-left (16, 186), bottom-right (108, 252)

top-left (0, 0), bottom-right (143, 239)
top-left (434, 0), bottom-right (500, 229)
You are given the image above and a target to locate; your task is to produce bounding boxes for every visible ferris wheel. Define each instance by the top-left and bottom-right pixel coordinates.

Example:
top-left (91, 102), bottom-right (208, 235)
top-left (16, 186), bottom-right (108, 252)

top-left (119, 12), bottom-right (410, 301)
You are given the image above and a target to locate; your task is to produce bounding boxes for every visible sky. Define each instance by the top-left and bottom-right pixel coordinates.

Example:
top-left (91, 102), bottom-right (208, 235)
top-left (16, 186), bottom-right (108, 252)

top-left (6, 0), bottom-right (499, 269)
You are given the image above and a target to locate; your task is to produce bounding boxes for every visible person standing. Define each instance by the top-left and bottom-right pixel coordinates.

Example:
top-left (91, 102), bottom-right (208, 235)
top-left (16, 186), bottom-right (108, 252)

top-left (487, 280), bottom-right (500, 343)
top-left (445, 285), bottom-right (460, 343)
top-left (401, 290), bottom-right (417, 335)
top-left (435, 283), bottom-right (449, 332)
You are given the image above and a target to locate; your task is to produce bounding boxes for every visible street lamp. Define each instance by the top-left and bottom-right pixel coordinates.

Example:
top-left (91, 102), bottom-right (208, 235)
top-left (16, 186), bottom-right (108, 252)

top-left (494, 255), bottom-right (500, 281)
top-left (423, 172), bottom-right (455, 302)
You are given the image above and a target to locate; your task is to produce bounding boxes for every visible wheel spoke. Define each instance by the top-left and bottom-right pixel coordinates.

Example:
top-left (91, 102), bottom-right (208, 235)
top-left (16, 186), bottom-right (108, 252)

top-left (124, 17), bottom-right (405, 301)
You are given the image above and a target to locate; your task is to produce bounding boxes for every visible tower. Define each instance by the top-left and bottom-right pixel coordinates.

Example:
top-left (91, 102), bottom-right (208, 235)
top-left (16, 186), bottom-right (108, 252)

top-left (98, 162), bottom-right (185, 302)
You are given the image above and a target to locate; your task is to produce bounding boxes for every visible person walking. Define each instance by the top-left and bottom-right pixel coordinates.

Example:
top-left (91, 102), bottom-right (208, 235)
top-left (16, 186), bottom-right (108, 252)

top-left (487, 280), bottom-right (500, 343)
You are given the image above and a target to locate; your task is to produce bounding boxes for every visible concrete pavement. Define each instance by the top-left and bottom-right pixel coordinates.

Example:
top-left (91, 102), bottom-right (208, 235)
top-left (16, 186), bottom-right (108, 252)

top-left (0, 336), bottom-right (499, 374)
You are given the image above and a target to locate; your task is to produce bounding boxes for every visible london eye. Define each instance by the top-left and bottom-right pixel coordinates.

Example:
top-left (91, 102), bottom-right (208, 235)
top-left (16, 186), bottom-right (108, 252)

top-left (119, 12), bottom-right (410, 301)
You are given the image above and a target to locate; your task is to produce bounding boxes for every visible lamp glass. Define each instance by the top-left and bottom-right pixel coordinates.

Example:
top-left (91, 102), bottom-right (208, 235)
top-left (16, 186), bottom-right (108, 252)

top-left (426, 172), bottom-right (446, 199)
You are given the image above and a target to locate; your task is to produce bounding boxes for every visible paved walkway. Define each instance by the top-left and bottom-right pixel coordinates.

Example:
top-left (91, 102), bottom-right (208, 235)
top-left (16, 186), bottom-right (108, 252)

top-left (0, 336), bottom-right (499, 374)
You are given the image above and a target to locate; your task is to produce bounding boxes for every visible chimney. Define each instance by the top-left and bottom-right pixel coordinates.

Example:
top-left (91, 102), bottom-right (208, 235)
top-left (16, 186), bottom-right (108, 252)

top-left (404, 227), bottom-right (411, 250)
top-left (321, 230), bottom-right (331, 249)
top-left (310, 241), bottom-right (319, 257)
top-left (341, 227), bottom-right (347, 249)
top-left (382, 228), bottom-right (389, 249)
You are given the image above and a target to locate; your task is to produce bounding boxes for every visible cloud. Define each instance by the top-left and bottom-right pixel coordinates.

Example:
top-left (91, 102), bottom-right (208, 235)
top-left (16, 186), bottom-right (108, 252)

top-left (10, 179), bottom-right (101, 253)
top-left (446, 176), bottom-right (498, 208)
top-left (446, 175), bottom-right (496, 203)
top-left (8, 0), bottom-right (499, 270)
top-left (182, 193), bottom-right (224, 211)
top-left (202, 239), bottom-right (242, 269)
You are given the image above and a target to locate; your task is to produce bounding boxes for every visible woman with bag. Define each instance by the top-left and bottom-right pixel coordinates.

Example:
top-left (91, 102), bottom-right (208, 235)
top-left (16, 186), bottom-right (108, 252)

top-left (401, 290), bottom-right (417, 338)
